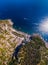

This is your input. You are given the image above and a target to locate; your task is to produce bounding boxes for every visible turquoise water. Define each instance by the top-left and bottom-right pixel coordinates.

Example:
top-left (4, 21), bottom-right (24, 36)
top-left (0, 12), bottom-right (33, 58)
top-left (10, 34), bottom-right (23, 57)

top-left (0, 0), bottom-right (48, 42)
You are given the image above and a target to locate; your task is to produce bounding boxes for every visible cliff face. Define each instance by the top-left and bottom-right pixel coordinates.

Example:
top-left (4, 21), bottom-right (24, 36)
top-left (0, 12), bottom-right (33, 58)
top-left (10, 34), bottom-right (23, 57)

top-left (0, 20), bottom-right (48, 65)
top-left (11, 34), bottom-right (48, 65)
top-left (0, 19), bottom-right (24, 65)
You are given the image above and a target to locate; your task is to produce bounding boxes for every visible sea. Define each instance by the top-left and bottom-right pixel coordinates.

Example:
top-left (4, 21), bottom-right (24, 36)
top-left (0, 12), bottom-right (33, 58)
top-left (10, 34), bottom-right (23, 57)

top-left (0, 0), bottom-right (48, 42)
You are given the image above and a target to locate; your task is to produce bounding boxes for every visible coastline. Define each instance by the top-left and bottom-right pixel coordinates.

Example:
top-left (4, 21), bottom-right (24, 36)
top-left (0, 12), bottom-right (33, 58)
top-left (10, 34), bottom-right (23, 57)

top-left (9, 19), bottom-right (30, 36)
top-left (0, 19), bottom-right (48, 65)
top-left (9, 19), bottom-right (48, 48)
top-left (0, 19), bottom-right (48, 48)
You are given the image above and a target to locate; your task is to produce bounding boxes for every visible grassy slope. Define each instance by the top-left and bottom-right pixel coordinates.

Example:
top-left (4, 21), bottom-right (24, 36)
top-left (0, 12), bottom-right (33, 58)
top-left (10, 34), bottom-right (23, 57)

top-left (12, 35), bottom-right (48, 65)
top-left (0, 20), bottom-right (24, 65)
top-left (0, 20), bottom-right (48, 65)
top-left (32, 35), bottom-right (48, 65)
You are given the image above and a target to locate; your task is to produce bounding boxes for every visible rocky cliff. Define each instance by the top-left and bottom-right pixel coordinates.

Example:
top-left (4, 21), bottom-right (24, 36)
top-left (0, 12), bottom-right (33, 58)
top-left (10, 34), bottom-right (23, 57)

top-left (0, 19), bottom-right (48, 65)
top-left (0, 19), bottom-right (24, 65)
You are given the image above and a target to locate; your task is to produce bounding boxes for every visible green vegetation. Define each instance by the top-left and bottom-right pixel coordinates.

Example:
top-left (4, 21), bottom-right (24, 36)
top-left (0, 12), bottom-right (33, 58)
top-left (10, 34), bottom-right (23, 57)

top-left (0, 20), bottom-right (48, 65)
top-left (11, 35), bottom-right (48, 65)
top-left (0, 20), bottom-right (24, 65)
top-left (16, 41), bottom-right (41, 65)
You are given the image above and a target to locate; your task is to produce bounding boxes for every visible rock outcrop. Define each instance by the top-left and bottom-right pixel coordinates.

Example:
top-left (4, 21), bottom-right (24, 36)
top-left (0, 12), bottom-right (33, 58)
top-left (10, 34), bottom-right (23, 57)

top-left (0, 19), bottom-right (48, 65)
top-left (0, 19), bottom-right (24, 65)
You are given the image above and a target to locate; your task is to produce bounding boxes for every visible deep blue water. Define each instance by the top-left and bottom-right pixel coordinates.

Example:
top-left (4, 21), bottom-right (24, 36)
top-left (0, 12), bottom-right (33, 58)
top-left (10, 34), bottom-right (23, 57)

top-left (0, 0), bottom-right (48, 42)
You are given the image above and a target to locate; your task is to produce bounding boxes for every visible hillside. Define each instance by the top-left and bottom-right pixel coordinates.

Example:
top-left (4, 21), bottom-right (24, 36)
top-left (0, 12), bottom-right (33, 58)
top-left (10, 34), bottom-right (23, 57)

top-left (11, 34), bottom-right (48, 65)
top-left (0, 19), bottom-right (48, 65)
top-left (0, 19), bottom-right (25, 65)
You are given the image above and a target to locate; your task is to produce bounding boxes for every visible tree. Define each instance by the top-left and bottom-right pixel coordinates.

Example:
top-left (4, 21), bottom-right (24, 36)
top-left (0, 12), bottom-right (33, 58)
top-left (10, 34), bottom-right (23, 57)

top-left (17, 41), bottom-right (41, 65)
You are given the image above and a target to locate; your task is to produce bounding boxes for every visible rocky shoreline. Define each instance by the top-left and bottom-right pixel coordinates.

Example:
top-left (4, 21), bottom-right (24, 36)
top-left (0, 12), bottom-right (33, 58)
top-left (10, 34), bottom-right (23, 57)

top-left (0, 19), bottom-right (48, 65)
